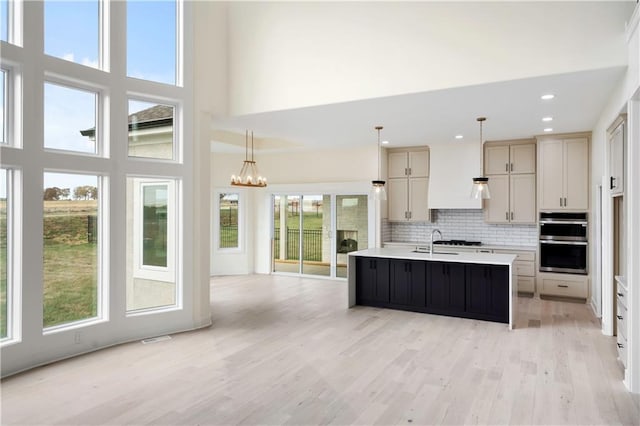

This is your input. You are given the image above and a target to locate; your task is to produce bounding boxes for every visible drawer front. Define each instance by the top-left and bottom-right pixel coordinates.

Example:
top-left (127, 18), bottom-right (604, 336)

top-left (617, 332), bottom-right (628, 368)
top-left (616, 284), bottom-right (628, 309)
top-left (514, 251), bottom-right (535, 262)
top-left (493, 249), bottom-right (535, 262)
top-left (518, 276), bottom-right (535, 293)
top-left (541, 278), bottom-right (588, 298)
top-left (515, 261), bottom-right (535, 277)
top-left (616, 300), bottom-right (628, 340)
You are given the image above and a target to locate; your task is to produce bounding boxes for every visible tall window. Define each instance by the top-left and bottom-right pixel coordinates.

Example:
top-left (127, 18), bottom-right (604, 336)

top-left (0, 0), bottom-right (7, 42)
top-left (0, 68), bottom-right (5, 145)
top-left (0, 0), bottom-right (192, 370)
top-left (218, 193), bottom-right (239, 249)
top-left (43, 172), bottom-right (101, 329)
top-left (127, 178), bottom-right (178, 312)
top-left (1, 168), bottom-right (8, 338)
top-left (44, 82), bottom-right (98, 154)
top-left (127, 0), bottom-right (177, 85)
top-left (44, 0), bottom-right (100, 69)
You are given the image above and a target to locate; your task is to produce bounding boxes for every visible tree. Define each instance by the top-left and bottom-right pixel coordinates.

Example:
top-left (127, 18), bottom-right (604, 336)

top-left (43, 187), bottom-right (70, 201)
top-left (73, 185), bottom-right (98, 200)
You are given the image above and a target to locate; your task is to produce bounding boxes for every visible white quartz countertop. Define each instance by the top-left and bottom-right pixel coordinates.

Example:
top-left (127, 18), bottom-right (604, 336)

top-left (349, 247), bottom-right (516, 266)
top-left (383, 241), bottom-right (536, 251)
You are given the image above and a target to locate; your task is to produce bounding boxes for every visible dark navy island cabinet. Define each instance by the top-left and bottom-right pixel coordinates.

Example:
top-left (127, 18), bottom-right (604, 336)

top-left (355, 256), bottom-right (509, 324)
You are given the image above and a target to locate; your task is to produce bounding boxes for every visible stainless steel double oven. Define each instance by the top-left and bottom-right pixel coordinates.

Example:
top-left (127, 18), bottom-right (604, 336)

top-left (539, 212), bottom-right (588, 274)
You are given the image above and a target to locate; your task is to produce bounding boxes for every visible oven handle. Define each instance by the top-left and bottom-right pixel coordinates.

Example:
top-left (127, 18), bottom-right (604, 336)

top-left (540, 220), bottom-right (588, 226)
top-left (539, 240), bottom-right (588, 246)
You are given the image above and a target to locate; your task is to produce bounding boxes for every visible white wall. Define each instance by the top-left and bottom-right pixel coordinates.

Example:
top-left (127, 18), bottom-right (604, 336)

top-left (590, 3), bottom-right (640, 393)
top-left (228, 1), bottom-right (632, 115)
top-left (210, 146), bottom-right (377, 275)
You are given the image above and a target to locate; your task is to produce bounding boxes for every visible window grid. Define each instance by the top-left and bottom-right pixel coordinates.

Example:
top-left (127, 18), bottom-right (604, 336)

top-left (0, 0), bottom-right (190, 347)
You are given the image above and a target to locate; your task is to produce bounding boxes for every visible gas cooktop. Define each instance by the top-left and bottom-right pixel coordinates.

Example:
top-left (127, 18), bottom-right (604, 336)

top-left (432, 240), bottom-right (482, 246)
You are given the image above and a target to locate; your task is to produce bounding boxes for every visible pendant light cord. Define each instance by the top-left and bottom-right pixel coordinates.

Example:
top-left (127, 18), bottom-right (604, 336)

top-left (375, 126), bottom-right (383, 180)
top-left (477, 117), bottom-right (486, 175)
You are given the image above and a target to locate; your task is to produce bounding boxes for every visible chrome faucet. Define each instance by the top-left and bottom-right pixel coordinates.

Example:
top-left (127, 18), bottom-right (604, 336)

top-left (430, 229), bottom-right (443, 255)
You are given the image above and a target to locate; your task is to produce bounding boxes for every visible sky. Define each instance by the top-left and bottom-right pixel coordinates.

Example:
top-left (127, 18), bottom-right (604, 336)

top-left (2, 1), bottom-right (179, 195)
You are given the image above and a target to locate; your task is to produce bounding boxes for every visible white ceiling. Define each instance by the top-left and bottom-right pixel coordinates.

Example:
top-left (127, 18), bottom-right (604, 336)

top-left (210, 67), bottom-right (625, 153)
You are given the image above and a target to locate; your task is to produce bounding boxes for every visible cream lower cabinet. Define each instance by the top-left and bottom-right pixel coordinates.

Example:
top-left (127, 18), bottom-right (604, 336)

top-left (493, 249), bottom-right (536, 294)
top-left (538, 136), bottom-right (589, 210)
top-left (538, 272), bottom-right (588, 299)
top-left (616, 276), bottom-right (628, 369)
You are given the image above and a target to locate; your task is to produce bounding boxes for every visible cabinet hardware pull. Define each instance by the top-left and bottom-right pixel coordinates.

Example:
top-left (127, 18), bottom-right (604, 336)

top-left (506, 163), bottom-right (509, 172)
top-left (506, 212), bottom-right (509, 220)
top-left (617, 315), bottom-right (623, 320)
top-left (558, 284), bottom-right (569, 288)
top-left (408, 167), bottom-right (412, 175)
top-left (511, 212), bottom-right (514, 220)
top-left (404, 167), bottom-right (408, 176)
top-left (564, 197), bottom-right (567, 206)
top-left (610, 176), bottom-right (615, 189)
top-left (560, 197), bottom-right (563, 207)
top-left (617, 343), bottom-right (624, 349)
top-left (510, 163), bottom-right (513, 172)
top-left (617, 292), bottom-right (624, 297)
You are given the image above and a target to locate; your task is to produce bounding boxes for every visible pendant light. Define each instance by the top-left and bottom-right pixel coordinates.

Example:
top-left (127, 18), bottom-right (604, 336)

top-left (231, 130), bottom-right (267, 187)
top-left (470, 117), bottom-right (490, 199)
top-left (371, 125), bottom-right (387, 200)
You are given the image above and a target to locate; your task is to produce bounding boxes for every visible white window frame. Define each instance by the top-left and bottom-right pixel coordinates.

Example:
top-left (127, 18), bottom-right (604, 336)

top-left (132, 178), bottom-right (177, 283)
top-left (0, 167), bottom-right (22, 345)
top-left (127, 94), bottom-right (181, 163)
top-left (42, 171), bottom-right (108, 334)
top-left (214, 190), bottom-right (242, 253)
top-left (43, 77), bottom-right (103, 157)
top-left (3, 0), bottom-right (23, 47)
top-left (0, 60), bottom-right (22, 149)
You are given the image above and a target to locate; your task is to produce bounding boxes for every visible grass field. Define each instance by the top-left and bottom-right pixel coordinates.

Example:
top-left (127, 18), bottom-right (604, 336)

top-left (42, 200), bottom-right (98, 328)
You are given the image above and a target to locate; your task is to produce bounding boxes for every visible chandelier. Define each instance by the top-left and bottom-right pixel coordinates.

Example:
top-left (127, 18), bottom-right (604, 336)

top-left (231, 130), bottom-right (267, 187)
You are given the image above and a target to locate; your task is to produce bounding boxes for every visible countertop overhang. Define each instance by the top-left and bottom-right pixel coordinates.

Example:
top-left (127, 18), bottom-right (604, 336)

top-left (349, 248), bottom-right (517, 266)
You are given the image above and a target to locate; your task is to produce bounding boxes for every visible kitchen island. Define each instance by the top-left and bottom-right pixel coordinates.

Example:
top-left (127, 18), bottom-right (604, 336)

top-left (348, 248), bottom-right (518, 329)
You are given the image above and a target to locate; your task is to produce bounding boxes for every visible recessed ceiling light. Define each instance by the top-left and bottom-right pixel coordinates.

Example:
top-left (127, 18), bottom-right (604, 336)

top-left (455, 134), bottom-right (463, 139)
top-left (543, 128), bottom-right (553, 132)
top-left (381, 140), bottom-right (389, 145)
top-left (542, 117), bottom-right (553, 122)
top-left (541, 94), bottom-right (555, 100)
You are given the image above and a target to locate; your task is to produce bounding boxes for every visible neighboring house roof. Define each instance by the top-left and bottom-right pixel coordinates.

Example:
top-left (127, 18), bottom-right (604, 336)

top-left (80, 104), bottom-right (173, 137)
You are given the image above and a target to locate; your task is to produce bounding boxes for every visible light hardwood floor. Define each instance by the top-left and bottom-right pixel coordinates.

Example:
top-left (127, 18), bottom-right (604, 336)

top-left (2, 274), bottom-right (639, 425)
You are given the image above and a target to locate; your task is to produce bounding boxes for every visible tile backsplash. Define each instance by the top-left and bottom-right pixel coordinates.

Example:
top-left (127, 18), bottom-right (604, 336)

top-left (387, 209), bottom-right (537, 246)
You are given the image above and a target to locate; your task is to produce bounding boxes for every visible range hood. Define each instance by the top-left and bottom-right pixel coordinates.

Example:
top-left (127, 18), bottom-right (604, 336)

top-left (428, 141), bottom-right (482, 209)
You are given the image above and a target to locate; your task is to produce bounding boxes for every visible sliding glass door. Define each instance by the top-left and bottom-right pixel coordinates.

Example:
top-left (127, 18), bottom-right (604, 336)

top-left (272, 193), bottom-right (367, 278)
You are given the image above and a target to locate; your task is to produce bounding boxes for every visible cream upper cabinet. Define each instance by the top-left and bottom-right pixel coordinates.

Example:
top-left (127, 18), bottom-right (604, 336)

top-left (608, 115), bottom-right (625, 196)
top-left (538, 136), bottom-right (589, 210)
top-left (564, 138), bottom-right (589, 209)
top-left (485, 146), bottom-right (510, 175)
top-left (485, 143), bottom-right (535, 175)
top-left (387, 178), bottom-right (409, 221)
top-left (408, 177), bottom-right (430, 221)
top-left (510, 174), bottom-right (536, 223)
top-left (409, 150), bottom-right (430, 178)
top-left (387, 147), bottom-right (430, 222)
top-left (510, 144), bottom-right (536, 174)
top-left (483, 140), bottom-right (536, 224)
top-left (484, 175), bottom-right (509, 222)
top-left (388, 152), bottom-right (410, 179)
